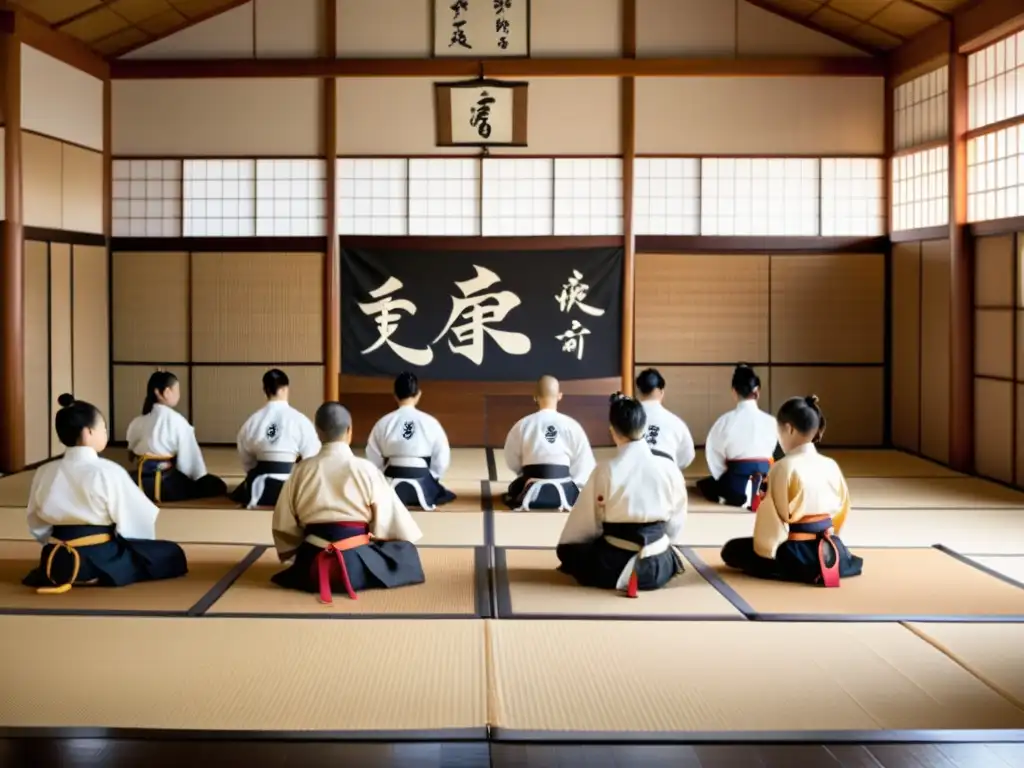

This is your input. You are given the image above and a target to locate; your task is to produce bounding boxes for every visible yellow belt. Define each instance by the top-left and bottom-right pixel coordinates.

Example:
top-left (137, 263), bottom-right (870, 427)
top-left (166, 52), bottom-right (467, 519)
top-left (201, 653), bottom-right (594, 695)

top-left (37, 533), bottom-right (113, 595)
top-left (136, 454), bottom-right (174, 503)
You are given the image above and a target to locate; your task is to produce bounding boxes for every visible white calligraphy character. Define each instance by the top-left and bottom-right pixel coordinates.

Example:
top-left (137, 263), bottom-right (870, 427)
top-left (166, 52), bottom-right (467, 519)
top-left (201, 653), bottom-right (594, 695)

top-left (555, 270), bottom-right (605, 317)
top-left (556, 320), bottom-right (590, 361)
top-left (359, 277), bottom-right (434, 366)
top-left (433, 265), bottom-right (531, 366)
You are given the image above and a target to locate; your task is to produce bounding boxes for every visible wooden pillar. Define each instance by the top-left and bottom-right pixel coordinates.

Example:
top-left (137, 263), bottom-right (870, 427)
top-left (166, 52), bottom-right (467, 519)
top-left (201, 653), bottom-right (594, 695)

top-left (0, 26), bottom-right (23, 473)
top-left (620, 0), bottom-right (636, 396)
top-left (882, 70), bottom-right (894, 448)
top-left (948, 33), bottom-right (972, 471)
top-left (323, 0), bottom-right (340, 401)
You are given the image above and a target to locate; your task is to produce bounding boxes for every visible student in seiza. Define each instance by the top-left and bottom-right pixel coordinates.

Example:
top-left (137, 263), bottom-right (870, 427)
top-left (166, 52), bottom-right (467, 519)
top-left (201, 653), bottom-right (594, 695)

top-left (23, 394), bottom-right (188, 594)
top-left (556, 393), bottom-right (688, 597)
top-left (635, 368), bottom-right (696, 471)
top-left (365, 372), bottom-right (457, 511)
top-left (696, 364), bottom-right (783, 510)
top-left (126, 371), bottom-right (227, 503)
top-left (502, 375), bottom-right (596, 511)
top-left (231, 369), bottom-right (321, 509)
top-left (720, 395), bottom-right (863, 586)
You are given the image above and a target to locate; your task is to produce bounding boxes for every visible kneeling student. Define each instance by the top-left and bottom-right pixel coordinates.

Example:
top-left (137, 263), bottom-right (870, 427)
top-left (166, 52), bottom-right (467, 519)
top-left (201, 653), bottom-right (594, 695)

top-left (556, 393), bottom-right (688, 597)
top-left (23, 394), bottom-right (187, 593)
top-left (719, 396), bottom-right (863, 586)
top-left (271, 402), bottom-right (425, 604)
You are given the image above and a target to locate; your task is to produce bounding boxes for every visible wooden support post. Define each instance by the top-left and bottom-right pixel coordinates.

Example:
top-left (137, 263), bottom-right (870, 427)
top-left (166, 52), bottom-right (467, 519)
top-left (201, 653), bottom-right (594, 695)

top-left (620, 0), bottom-right (636, 396)
top-left (324, 0), bottom-right (340, 401)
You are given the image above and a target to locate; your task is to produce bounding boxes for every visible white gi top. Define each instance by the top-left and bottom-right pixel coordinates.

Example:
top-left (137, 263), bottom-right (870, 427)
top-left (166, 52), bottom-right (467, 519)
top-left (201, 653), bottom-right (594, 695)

top-left (366, 405), bottom-right (451, 479)
top-left (704, 399), bottom-right (779, 479)
top-left (27, 447), bottom-right (160, 542)
top-left (640, 400), bottom-right (696, 470)
top-left (126, 404), bottom-right (208, 481)
top-left (236, 400), bottom-right (321, 472)
top-left (558, 439), bottom-right (688, 546)
top-left (273, 441), bottom-right (423, 561)
top-left (753, 442), bottom-right (851, 559)
top-left (503, 408), bottom-right (596, 487)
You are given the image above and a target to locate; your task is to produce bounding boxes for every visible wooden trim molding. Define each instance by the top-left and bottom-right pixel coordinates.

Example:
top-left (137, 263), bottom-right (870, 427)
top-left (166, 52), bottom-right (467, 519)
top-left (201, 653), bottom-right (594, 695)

top-left (635, 236), bottom-right (888, 253)
top-left (23, 228), bottom-right (106, 246)
top-left (955, 0), bottom-right (1024, 54)
top-left (109, 56), bottom-right (886, 80)
top-left (338, 236), bottom-right (624, 251)
top-left (970, 217), bottom-right (1024, 237)
top-left (620, 0), bottom-right (636, 396)
top-left (324, 0), bottom-right (340, 401)
top-left (109, 237), bottom-right (328, 252)
top-left (889, 226), bottom-right (949, 243)
top-left (3, 10), bottom-right (108, 81)
top-left (965, 114), bottom-right (1024, 142)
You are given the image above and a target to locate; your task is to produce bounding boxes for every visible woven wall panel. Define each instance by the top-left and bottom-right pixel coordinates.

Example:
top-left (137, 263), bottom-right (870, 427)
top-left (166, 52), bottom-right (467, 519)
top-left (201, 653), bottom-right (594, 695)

top-left (23, 241), bottom-right (50, 465)
top-left (23, 132), bottom-right (62, 230)
top-left (769, 366), bottom-right (884, 446)
top-left (112, 365), bottom-right (191, 442)
top-left (770, 254), bottom-right (885, 364)
top-left (72, 246), bottom-right (110, 419)
top-left (891, 242), bottom-right (921, 452)
top-left (112, 252), bottom-right (189, 363)
top-left (974, 234), bottom-right (1014, 308)
top-left (635, 254), bottom-right (769, 364)
top-left (975, 309), bottom-right (1014, 380)
top-left (49, 244), bottom-right (73, 457)
top-left (920, 239), bottom-right (951, 465)
top-left (190, 252), bottom-right (324, 363)
top-left (61, 144), bottom-right (103, 235)
top-left (191, 365), bottom-right (323, 443)
top-left (975, 378), bottom-right (1013, 484)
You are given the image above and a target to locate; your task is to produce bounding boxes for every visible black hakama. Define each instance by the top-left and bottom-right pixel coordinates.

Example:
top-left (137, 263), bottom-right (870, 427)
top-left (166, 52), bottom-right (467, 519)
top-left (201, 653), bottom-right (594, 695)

top-left (557, 521), bottom-right (683, 593)
top-left (229, 460), bottom-right (296, 508)
top-left (384, 463), bottom-right (457, 510)
top-left (696, 458), bottom-right (773, 508)
top-left (721, 518), bottom-right (863, 586)
top-left (271, 522), bottom-right (425, 602)
top-left (135, 458), bottom-right (227, 503)
top-left (504, 464), bottom-right (580, 511)
top-left (22, 524), bottom-right (188, 591)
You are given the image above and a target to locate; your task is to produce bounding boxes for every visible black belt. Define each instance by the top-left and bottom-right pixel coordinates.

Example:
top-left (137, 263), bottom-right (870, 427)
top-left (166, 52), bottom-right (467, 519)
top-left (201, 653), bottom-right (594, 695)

top-left (522, 464), bottom-right (571, 480)
top-left (251, 460), bottom-right (296, 476)
top-left (385, 465), bottom-right (430, 479)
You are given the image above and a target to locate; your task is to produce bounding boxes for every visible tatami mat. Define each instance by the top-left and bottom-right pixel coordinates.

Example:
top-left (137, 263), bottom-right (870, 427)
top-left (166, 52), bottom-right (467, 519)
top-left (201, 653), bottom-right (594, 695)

top-left (487, 621), bottom-right (1024, 736)
top-left (0, 471), bottom-right (36, 508)
top-left (905, 622), bottom-right (1024, 711)
top-left (0, 615), bottom-right (487, 734)
top-left (207, 546), bottom-right (486, 617)
top-left (846, 477), bottom-right (1024, 508)
top-left (968, 556), bottom-right (1024, 586)
top-left (0, 541), bottom-right (254, 614)
top-left (690, 547), bottom-right (1024, 620)
top-left (496, 548), bottom-right (742, 619)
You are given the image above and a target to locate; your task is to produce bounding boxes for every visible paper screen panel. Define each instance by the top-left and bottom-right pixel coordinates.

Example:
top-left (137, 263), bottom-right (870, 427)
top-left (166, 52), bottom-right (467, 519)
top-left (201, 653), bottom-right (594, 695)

top-left (891, 242), bottom-right (921, 452)
top-left (191, 365), bottom-right (323, 443)
top-left (71, 246), bottom-right (110, 418)
top-left (634, 254), bottom-right (768, 363)
top-left (975, 309), bottom-right (1014, 379)
top-left (23, 242), bottom-right (50, 465)
top-left (61, 144), bottom-right (103, 235)
top-left (190, 252), bottom-right (323, 363)
top-left (974, 378), bottom-right (1014, 483)
top-left (112, 365), bottom-right (190, 442)
top-left (22, 133), bottom-right (62, 229)
top-left (112, 252), bottom-right (189, 363)
top-left (975, 234), bottom-right (1015, 307)
top-left (770, 254), bottom-right (885, 364)
top-left (920, 239), bottom-right (952, 464)
top-left (769, 366), bottom-right (884, 446)
top-left (49, 245), bottom-right (73, 457)
top-left (642, 365), bottom-right (771, 445)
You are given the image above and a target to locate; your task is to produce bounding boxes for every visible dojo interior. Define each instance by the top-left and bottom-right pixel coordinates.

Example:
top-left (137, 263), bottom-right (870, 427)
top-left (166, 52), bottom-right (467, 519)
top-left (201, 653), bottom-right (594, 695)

top-left (1, 0), bottom-right (1024, 759)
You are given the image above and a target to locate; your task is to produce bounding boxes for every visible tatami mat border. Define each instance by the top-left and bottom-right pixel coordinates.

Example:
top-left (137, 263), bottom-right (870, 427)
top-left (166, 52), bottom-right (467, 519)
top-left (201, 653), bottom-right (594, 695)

top-left (485, 448), bottom-right (498, 482)
top-left (935, 545), bottom-right (1024, 590)
top-left (487, 729), bottom-right (1024, 745)
top-left (0, 727), bottom-right (489, 742)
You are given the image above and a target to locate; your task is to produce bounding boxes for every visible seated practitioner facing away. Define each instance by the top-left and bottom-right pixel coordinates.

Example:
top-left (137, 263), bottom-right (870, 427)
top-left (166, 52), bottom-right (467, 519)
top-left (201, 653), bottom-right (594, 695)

top-left (126, 371), bottom-right (227, 503)
top-left (697, 364), bottom-right (782, 509)
top-left (271, 402), bottom-right (425, 604)
top-left (557, 394), bottom-right (687, 597)
top-left (720, 396), bottom-right (863, 587)
top-left (23, 394), bottom-right (187, 594)
top-left (366, 372), bottom-right (456, 510)
top-left (503, 375), bottom-right (596, 511)
top-left (231, 369), bottom-right (320, 509)
top-left (636, 368), bottom-right (696, 471)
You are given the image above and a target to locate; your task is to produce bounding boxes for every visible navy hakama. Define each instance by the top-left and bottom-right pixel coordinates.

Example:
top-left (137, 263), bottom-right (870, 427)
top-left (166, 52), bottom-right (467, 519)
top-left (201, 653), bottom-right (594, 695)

top-left (135, 458), bottom-right (227, 503)
top-left (229, 460), bottom-right (297, 508)
top-left (504, 464), bottom-right (580, 511)
top-left (696, 458), bottom-right (773, 509)
top-left (383, 460), bottom-right (457, 510)
top-left (557, 521), bottom-right (683, 594)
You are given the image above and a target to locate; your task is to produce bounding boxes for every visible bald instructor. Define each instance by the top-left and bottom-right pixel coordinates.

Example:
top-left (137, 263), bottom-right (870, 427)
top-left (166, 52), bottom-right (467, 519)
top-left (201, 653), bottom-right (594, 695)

top-left (502, 375), bottom-right (596, 510)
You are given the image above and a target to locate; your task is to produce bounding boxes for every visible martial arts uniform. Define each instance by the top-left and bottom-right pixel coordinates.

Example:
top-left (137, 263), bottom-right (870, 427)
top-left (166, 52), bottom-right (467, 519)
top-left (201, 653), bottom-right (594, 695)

top-left (556, 440), bottom-right (687, 595)
top-left (720, 443), bottom-right (863, 586)
top-left (641, 400), bottom-right (696, 470)
top-left (697, 400), bottom-right (781, 509)
top-left (231, 401), bottom-right (321, 509)
top-left (22, 447), bottom-right (187, 593)
top-left (271, 441), bottom-right (425, 603)
top-left (126, 404), bottom-right (227, 502)
top-left (503, 409), bottom-right (596, 511)
top-left (366, 405), bottom-right (456, 510)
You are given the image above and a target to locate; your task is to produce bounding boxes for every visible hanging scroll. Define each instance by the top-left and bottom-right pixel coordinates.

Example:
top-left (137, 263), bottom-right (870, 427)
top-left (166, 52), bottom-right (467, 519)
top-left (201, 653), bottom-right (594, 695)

top-left (434, 0), bottom-right (530, 57)
top-left (435, 79), bottom-right (528, 147)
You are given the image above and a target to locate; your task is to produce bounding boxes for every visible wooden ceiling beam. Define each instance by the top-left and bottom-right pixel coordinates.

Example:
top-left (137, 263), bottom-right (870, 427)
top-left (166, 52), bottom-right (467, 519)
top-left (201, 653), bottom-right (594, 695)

top-left (887, 18), bottom-right (950, 81)
top-left (0, 9), bottom-right (109, 80)
top-left (955, 0), bottom-right (1024, 53)
top-left (742, 0), bottom-right (882, 56)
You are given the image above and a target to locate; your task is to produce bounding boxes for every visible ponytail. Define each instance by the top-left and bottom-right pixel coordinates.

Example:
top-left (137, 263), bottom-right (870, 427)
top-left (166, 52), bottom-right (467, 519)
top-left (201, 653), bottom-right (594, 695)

top-left (804, 394), bottom-right (826, 444)
top-left (143, 371), bottom-right (178, 415)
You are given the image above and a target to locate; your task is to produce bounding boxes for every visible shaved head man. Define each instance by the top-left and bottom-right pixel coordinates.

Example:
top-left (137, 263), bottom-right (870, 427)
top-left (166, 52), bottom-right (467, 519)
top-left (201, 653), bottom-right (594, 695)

top-left (502, 375), bottom-right (596, 511)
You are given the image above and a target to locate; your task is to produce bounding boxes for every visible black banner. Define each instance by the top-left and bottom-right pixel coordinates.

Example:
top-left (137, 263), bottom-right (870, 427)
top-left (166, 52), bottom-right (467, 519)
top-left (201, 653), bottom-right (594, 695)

top-left (341, 247), bottom-right (623, 381)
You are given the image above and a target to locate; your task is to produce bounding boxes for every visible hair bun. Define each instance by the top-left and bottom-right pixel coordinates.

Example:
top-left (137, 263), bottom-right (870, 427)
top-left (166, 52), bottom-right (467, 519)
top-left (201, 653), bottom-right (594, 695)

top-left (609, 391), bottom-right (627, 403)
top-left (805, 394), bottom-right (820, 406)
top-left (57, 393), bottom-right (75, 408)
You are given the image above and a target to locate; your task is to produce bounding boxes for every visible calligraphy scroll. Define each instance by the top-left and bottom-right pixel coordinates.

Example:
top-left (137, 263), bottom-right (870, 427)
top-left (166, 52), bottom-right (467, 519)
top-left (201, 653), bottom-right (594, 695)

top-left (435, 80), bottom-right (528, 147)
top-left (341, 247), bottom-right (623, 381)
top-left (434, 0), bottom-right (530, 57)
